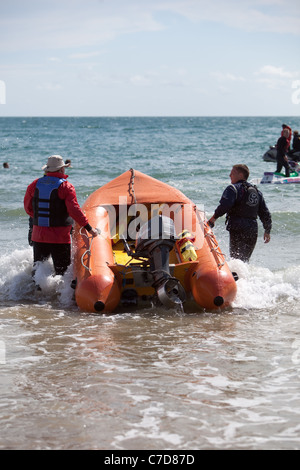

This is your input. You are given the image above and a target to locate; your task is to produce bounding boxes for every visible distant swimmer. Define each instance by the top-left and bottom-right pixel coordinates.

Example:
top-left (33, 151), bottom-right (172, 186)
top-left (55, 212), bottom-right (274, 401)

top-left (208, 164), bottom-right (272, 263)
top-left (3, 162), bottom-right (9, 168)
top-left (24, 155), bottom-right (98, 280)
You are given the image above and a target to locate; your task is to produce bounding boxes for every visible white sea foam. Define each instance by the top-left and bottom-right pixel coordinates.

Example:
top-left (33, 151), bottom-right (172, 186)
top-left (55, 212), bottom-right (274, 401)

top-left (1, 248), bottom-right (300, 313)
top-left (228, 259), bottom-right (300, 310)
top-left (0, 248), bottom-right (75, 308)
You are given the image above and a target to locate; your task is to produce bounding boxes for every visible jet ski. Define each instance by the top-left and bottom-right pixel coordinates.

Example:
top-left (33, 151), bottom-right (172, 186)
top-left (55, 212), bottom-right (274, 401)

top-left (263, 146), bottom-right (300, 162)
top-left (251, 160), bottom-right (300, 184)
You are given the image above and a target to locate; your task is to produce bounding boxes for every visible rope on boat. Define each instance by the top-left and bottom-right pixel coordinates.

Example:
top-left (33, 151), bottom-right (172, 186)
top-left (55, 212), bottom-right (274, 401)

top-left (129, 168), bottom-right (137, 204)
top-left (79, 227), bottom-right (100, 272)
top-left (196, 209), bottom-right (226, 268)
top-left (204, 229), bottom-right (226, 267)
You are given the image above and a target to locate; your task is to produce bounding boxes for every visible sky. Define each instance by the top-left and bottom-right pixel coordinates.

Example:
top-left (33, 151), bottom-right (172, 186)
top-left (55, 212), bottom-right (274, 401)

top-left (0, 0), bottom-right (300, 116)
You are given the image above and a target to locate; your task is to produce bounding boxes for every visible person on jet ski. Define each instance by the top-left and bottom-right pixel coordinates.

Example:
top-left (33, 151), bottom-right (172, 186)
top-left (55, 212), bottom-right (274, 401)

top-left (281, 124), bottom-right (292, 151)
top-left (276, 129), bottom-right (290, 176)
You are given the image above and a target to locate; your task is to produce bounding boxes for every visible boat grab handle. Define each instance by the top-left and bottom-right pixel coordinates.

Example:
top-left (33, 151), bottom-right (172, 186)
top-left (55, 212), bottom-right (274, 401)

top-left (79, 227), bottom-right (100, 272)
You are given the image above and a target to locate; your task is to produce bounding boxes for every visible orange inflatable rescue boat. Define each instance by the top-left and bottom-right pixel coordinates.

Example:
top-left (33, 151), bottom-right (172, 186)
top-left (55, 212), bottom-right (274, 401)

top-left (72, 169), bottom-right (237, 313)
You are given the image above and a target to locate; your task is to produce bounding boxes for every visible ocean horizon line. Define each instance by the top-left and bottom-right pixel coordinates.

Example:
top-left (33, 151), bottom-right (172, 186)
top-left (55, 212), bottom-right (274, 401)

top-left (0, 114), bottom-right (298, 119)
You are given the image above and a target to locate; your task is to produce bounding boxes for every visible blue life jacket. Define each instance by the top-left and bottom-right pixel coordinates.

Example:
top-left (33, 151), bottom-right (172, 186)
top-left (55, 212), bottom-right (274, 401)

top-left (33, 176), bottom-right (73, 227)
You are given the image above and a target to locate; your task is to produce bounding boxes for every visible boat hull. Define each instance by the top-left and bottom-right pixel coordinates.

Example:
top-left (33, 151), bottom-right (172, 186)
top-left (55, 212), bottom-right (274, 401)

top-left (190, 224), bottom-right (237, 309)
top-left (72, 170), bottom-right (237, 313)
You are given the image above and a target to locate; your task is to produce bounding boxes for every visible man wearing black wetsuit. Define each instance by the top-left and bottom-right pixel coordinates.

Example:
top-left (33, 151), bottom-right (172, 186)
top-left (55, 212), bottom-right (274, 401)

top-left (208, 164), bottom-right (272, 263)
top-left (276, 128), bottom-right (290, 176)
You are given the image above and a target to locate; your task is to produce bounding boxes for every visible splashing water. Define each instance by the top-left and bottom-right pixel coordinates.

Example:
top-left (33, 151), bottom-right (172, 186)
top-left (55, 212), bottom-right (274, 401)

top-left (1, 248), bottom-right (300, 315)
top-left (0, 248), bottom-right (76, 309)
top-left (229, 259), bottom-right (300, 311)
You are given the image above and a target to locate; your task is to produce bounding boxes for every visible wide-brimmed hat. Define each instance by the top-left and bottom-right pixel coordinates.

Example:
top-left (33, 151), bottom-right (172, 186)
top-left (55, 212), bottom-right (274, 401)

top-left (42, 155), bottom-right (71, 172)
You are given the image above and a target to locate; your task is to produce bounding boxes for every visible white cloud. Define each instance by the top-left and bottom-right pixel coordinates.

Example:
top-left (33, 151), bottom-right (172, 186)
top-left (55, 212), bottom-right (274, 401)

top-left (257, 65), bottom-right (296, 78)
top-left (212, 72), bottom-right (246, 82)
top-left (37, 82), bottom-right (62, 91)
top-left (217, 85), bottom-right (231, 95)
top-left (1, 0), bottom-right (300, 116)
top-left (254, 65), bottom-right (300, 89)
top-left (1, 0), bottom-right (300, 54)
top-left (79, 66), bottom-right (190, 89)
top-left (0, 1), bottom-right (164, 53)
top-left (69, 51), bottom-right (101, 60)
top-left (156, 0), bottom-right (300, 35)
top-left (130, 74), bottom-right (152, 86)
top-left (255, 77), bottom-right (280, 90)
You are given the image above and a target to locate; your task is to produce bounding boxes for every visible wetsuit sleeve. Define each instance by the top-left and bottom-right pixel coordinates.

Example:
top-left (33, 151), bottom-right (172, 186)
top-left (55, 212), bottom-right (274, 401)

top-left (258, 192), bottom-right (272, 234)
top-left (58, 181), bottom-right (90, 227)
top-left (213, 185), bottom-right (237, 219)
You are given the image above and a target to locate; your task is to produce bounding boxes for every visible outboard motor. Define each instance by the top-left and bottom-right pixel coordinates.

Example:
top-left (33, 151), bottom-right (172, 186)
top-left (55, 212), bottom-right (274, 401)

top-left (135, 215), bottom-right (186, 308)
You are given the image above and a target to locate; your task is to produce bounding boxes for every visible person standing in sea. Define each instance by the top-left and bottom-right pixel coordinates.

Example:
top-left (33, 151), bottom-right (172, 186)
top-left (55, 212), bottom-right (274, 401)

top-left (276, 128), bottom-right (290, 177)
top-left (24, 155), bottom-right (98, 278)
top-left (281, 123), bottom-right (292, 151)
top-left (208, 164), bottom-right (272, 262)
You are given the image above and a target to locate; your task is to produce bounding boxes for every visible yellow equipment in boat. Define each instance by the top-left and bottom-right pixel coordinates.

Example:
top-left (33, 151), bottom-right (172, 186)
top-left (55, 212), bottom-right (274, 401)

top-left (176, 230), bottom-right (197, 262)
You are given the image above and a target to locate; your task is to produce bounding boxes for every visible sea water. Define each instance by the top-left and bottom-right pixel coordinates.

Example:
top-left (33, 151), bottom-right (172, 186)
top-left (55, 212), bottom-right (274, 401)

top-left (0, 116), bottom-right (300, 450)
